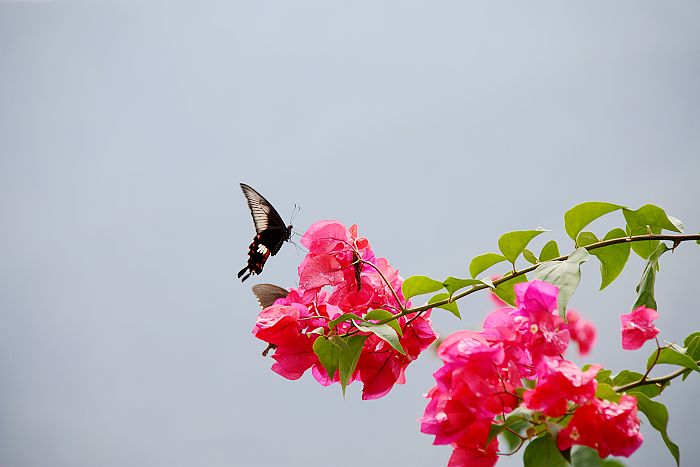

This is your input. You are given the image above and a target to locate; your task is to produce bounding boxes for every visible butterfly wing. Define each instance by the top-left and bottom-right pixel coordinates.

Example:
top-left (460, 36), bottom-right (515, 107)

top-left (251, 284), bottom-right (289, 309)
top-left (251, 284), bottom-right (289, 357)
top-left (240, 183), bottom-right (287, 234)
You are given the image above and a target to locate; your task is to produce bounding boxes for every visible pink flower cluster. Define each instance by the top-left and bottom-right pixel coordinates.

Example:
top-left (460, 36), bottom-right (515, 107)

top-left (421, 280), bottom-right (641, 466)
top-left (252, 220), bottom-right (436, 399)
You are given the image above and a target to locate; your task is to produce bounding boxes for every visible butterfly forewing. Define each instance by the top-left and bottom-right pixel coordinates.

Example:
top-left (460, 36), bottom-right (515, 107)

top-left (240, 183), bottom-right (287, 234)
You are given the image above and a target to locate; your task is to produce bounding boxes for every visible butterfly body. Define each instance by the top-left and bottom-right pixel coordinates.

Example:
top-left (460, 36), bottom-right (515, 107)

top-left (238, 183), bottom-right (292, 281)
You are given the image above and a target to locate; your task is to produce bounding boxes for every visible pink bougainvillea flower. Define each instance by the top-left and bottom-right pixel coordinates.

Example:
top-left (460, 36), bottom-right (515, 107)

top-left (558, 395), bottom-right (643, 458)
top-left (514, 280), bottom-right (559, 316)
top-left (523, 360), bottom-right (600, 416)
top-left (253, 220), bottom-right (436, 399)
top-left (621, 306), bottom-right (660, 350)
top-left (566, 310), bottom-right (597, 356)
top-left (448, 422), bottom-right (499, 467)
top-left (269, 333), bottom-right (317, 380)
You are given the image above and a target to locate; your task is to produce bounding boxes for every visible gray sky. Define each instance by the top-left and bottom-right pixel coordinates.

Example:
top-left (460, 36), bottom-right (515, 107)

top-left (1, 2), bottom-right (699, 466)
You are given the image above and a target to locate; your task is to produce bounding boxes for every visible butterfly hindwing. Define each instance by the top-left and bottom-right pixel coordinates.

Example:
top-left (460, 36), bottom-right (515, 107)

top-left (251, 284), bottom-right (289, 356)
top-left (251, 284), bottom-right (289, 308)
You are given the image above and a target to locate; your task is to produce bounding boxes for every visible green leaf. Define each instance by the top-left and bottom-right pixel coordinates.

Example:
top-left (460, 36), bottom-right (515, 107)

top-left (312, 336), bottom-right (340, 380)
top-left (684, 333), bottom-right (700, 360)
top-left (402, 275), bottom-right (443, 300)
top-left (564, 202), bottom-right (624, 241)
top-left (613, 370), bottom-right (644, 387)
top-left (428, 292), bottom-right (460, 318)
top-left (498, 228), bottom-right (547, 264)
top-left (576, 231), bottom-right (599, 247)
top-left (591, 228), bottom-right (630, 290)
top-left (500, 419), bottom-right (530, 450)
top-left (633, 244), bottom-right (669, 310)
top-left (572, 446), bottom-right (626, 466)
top-left (624, 204), bottom-right (682, 259)
top-left (628, 392), bottom-right (680, 465)
top-left (487, 412), bottom-right (527, 445)
top-left (523, 248), bottom-right (538, 265)
top-left (612, 370), bottom-right (664, 398)
top-left (532, 248), bottom-right (590, 318)
top-left (623, 204), bottom-right (684, 233)
top-left (442, 277), bottom-right (486, 296)
top-left (595, 382), bottom-right (620, 402)
top-left (338, 335), bottom-right (367, 395)
top-left (352, 320), bottom-right (405, 355)
top-left (328, 313), bottom-right (362, 330)
top-left (593, 367), bottom-right (613, 385)
top-left (647, 347), bottom-right (700, 373)
top-left (523, 434), bottom-right (569, 467)
top-left (539, 240), bottom-right (561, 262)
top-left (493, 273), bottom-right (528, 306)
top-left (364, 309), bottom-right (402, 336)
top-left (469, 253), bottom-right (507, 278)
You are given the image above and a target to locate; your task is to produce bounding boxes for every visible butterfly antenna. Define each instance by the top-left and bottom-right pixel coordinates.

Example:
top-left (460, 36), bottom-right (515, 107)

top-left (288, 203), bottom-right (301, 226)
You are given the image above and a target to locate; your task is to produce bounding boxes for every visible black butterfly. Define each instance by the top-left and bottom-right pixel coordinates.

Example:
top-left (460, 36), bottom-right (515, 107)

top-left (251, 284), bottom-right (290, 356)
top-left (238, 183), bottom-right (293, 282)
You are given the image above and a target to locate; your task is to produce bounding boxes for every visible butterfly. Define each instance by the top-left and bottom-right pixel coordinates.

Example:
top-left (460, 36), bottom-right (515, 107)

top-left (238, 183), bottom-right (293, 282)
top-left (251, 284), bottom-right (290, 356)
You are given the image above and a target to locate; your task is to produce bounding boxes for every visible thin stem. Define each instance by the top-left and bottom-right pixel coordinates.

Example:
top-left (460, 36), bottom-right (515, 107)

top-left (404, 233), bottom-right (700, 315)
top-left (615, 358), bottom-right (700, 393)
top-left (359, 259), bottom-right (406, 312)
top-left (640, 338), bottom-right (663, 382)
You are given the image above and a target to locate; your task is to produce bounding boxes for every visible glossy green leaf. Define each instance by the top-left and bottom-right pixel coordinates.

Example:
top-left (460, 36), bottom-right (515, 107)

top-left (469, 253), bottom-right (507, 278)
top-left (364, 309), bottom-right (402, 336)
top-left (312, 336), bottom-right (341, 380)
top-left (629, 392), bottom-right (680, 465)
top-left (498, 228), bottom-right (547, 264)
top-left (591, 228), bottom-right (630, 290)
top-left (532, 248), bottom-right (590, 318)
top-left (564, 202), bottom-right (624, 241)
top-left (647, 347), bottom-right (700, 373)
top-left (442, 277), bottom-right (486, 296)
top-left (523, 248), bottom-right (538, 265)
top-left (428, 292), bottom-right (460, 318)
top-left (352, 320), bottom-right (405, 355)
top-left (539, 240), bottom-right (561, 262)
top-left (576, 231), bottom-right (599, 247)
top-left (402, 275), bottom-right (443, 300)
top-left (523, 434), bottom-right (569, 467)
top-left (493, 273), bottom-right (528, 306)
top-left (338, 335), bottom-right (367, 394)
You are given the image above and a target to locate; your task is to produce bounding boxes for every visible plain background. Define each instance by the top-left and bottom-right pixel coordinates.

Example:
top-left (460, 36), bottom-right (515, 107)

top-left (1, 2), bottom-right (699, 466)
